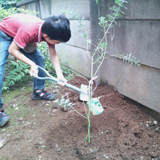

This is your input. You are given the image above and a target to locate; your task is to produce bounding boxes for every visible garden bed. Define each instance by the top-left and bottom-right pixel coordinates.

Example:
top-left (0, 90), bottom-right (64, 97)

top-left (0, 77), bottom-right (160, 160)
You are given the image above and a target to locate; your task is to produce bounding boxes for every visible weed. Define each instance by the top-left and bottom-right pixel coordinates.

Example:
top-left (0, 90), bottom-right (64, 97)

top-left (54, 93), bottom-right (75, 112)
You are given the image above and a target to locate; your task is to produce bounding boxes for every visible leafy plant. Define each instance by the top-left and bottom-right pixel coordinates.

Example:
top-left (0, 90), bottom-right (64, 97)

top-left (122, 54), bottom-right (141, 66)
top-left (110, 53), bottom-right (141, 67)
top-left (54, 93), bottom-right (87, 119)
top-left (0, 6), bottom-right (36, 21)
top-left (3, 60), bottom-right (31, 91)
top-left (54, 93), bottom-right (75, 112)
top-left (0, 0), bottom-right (21, 9)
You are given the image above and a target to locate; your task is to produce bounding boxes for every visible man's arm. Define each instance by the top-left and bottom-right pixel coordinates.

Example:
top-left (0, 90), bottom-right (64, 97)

top-left (8, 41), bottom-right (38, 77)
top-left (49, 47), bottom-right (67, 86)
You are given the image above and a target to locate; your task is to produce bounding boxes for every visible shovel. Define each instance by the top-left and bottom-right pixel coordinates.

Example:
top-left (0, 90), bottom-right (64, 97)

top-left (32, 65), bottom-right (89, 101)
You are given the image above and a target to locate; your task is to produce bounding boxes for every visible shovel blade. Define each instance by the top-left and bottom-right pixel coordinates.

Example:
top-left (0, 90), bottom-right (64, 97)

top-left (79, 84), bottom-right (89, 101)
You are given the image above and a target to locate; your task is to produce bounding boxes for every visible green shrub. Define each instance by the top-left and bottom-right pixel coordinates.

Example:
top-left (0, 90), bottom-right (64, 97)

top-left (3, 60), bottom-right (31, 91)
top-left (0, 0), bottom-right (21, 9)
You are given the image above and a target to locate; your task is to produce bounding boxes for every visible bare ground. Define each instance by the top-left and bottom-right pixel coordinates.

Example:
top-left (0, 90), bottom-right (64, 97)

top-left (0, 77), bottom-right (160, 160)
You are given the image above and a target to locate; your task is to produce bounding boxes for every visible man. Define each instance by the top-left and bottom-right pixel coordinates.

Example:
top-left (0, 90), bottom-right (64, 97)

top-left (0, 14), bottom-right (71, 127)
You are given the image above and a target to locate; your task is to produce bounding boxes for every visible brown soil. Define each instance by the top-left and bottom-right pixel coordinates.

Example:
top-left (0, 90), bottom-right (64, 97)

top-left (0, 77), bottom-right (160, 160)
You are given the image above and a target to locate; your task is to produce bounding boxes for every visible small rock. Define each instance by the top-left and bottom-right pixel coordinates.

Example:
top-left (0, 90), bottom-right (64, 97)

top-left (153, 121), bottom-right (157, 125)
top-left (15, 107), bottom-right (19, 110)
top-left (103, 155), bottom-right (106, 158)
top-left (57, 147), bottom-right (62, 152)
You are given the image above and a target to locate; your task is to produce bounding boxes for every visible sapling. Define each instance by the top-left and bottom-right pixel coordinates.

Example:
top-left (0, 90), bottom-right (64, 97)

top-left (61, 0), bottom-right (140, 144)
top-left (85, 0), bottom-right (130, 144)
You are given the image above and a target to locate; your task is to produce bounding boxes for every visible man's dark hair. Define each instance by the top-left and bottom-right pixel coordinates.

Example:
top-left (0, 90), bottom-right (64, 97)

top-left (42, 15), bottom-right (71, 42)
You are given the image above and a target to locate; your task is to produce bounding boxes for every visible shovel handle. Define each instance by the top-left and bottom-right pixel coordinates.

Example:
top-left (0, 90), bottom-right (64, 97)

top-left (33, 65), bottom-right (82, 93)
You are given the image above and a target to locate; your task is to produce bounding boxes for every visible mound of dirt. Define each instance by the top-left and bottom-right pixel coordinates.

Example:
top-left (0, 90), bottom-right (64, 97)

top-left (0, 77), bottom-right (160, 160)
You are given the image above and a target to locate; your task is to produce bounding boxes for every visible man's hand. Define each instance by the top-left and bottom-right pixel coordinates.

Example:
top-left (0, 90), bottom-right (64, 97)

top-left (57, 77), bottom-right (67, 87)
top-left (49, 47), bottom-right (67, 87)
top-left (30, 64), bottom-right (38, 77)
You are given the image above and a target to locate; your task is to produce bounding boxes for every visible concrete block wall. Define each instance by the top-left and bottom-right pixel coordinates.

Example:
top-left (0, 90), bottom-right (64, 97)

top-left (98, 0), bottom-right (160, 113)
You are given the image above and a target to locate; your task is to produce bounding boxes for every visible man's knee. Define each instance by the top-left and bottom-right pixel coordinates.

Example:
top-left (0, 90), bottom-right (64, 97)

top-left (37, 55), bottom-right (45, 66)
